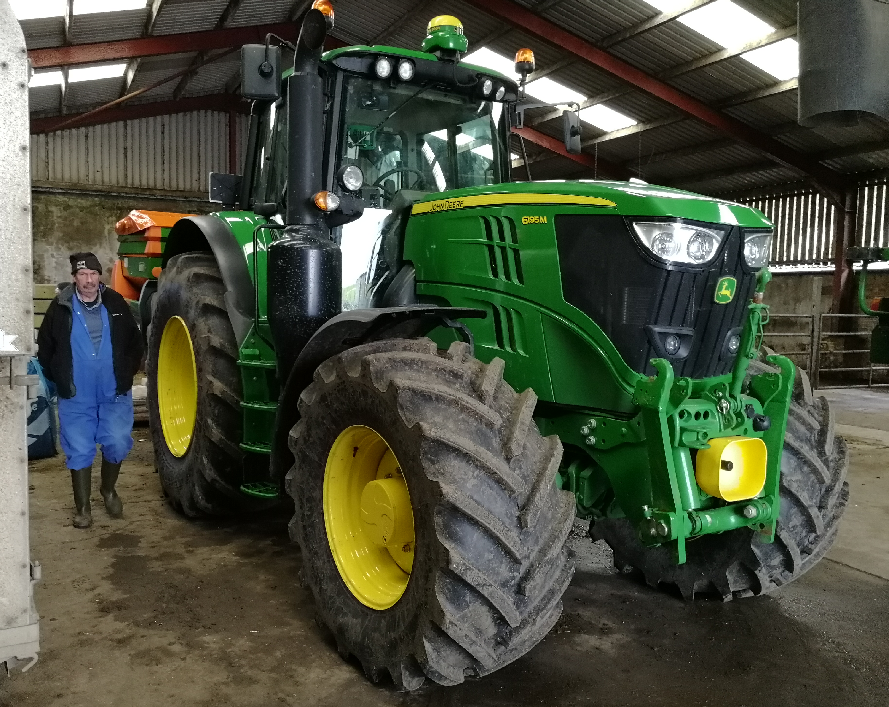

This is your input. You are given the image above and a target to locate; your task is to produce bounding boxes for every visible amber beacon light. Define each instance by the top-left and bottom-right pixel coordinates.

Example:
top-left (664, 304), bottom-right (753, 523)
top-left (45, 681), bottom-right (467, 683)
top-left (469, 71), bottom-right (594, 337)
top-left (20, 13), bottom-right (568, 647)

top-left (311, 0), bottom-right (335, 26)
top-left (514, 48), bottom-right (535, 77)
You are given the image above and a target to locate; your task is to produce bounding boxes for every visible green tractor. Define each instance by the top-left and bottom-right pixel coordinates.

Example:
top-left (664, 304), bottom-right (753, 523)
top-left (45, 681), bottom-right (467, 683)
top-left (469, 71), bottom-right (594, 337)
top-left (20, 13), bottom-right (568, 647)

top-left (146, 5), bottom-right (848, 689)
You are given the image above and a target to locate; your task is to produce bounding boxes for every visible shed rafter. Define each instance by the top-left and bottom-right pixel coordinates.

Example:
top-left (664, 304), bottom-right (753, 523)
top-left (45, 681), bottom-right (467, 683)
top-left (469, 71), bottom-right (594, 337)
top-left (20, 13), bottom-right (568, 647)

top-left (464, 0), bottom-right (845, 196)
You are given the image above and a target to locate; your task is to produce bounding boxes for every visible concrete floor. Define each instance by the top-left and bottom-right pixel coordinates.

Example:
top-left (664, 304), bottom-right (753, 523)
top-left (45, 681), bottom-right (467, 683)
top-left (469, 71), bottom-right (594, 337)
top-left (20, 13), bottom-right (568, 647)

top-left (3, 389), bottom-right (888, 707)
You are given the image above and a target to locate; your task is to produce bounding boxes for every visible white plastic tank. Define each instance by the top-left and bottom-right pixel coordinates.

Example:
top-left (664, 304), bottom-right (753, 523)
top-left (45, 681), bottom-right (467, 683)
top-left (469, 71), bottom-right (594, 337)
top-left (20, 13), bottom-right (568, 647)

top-left (0, 0), bottom-right (41, 674)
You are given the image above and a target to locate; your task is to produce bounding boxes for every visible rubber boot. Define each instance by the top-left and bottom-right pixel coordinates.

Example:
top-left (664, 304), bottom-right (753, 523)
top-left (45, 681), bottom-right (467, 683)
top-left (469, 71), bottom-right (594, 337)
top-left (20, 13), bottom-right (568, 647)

top-left (100, 457), bottom-right (124, 518)
top-left (71, 467), bottom-right (92, 529)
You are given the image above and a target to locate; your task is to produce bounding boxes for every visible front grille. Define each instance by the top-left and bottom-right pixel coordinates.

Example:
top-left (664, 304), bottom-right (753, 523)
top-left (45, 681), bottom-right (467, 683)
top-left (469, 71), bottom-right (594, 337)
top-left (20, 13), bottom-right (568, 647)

top-left (555, 215), bottom-right (756, 378)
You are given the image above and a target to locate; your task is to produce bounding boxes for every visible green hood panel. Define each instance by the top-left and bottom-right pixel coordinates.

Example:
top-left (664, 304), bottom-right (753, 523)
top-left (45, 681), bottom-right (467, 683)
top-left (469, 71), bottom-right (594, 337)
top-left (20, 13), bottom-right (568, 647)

top-left (411, 180), bottom-right (771, 228)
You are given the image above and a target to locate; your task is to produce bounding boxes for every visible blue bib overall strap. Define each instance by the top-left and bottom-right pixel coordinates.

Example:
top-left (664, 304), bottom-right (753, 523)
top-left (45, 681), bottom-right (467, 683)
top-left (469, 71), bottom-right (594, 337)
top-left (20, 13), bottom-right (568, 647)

top-left (58, 293), bottom-right (134, 470)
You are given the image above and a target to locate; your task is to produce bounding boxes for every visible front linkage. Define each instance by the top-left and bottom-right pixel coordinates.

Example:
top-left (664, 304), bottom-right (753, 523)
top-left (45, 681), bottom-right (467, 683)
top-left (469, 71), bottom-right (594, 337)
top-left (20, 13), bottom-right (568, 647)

top-left (546, 269), bottom-right (795, 563)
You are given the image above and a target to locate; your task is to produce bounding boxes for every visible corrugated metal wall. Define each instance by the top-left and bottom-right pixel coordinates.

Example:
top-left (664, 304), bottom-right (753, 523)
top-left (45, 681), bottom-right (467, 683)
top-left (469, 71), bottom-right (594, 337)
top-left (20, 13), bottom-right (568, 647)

top-left (739, 178), bottom-right (889, 266)
top-left (741, 189), bottom-right (838, 266)
top-left (30, 111), bottom-right (248, 195)
top-left (857, 177), bottom-right (889, 250)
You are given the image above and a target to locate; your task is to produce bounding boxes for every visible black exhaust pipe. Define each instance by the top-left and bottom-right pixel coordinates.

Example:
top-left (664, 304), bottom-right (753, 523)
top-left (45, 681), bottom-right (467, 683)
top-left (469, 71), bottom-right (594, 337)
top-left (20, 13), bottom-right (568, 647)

top-left (267, 8), bottom-right (342, 381)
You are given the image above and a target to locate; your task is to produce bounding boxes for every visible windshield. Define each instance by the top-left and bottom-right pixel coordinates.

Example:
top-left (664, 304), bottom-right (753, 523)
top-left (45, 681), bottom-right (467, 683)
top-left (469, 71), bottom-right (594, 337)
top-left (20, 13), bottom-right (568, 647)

top-left (337, 75), bottom-right (508, 207)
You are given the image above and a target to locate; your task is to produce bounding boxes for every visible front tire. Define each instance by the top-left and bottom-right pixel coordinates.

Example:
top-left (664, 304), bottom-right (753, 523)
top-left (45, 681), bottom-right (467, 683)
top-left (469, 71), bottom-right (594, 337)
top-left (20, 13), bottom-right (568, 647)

top-left (287, 339), bottom-right (575, 688)
top-left (591, 366), bottom-right (849, 600)
top-left (147, 252), bottom-right (273, 516)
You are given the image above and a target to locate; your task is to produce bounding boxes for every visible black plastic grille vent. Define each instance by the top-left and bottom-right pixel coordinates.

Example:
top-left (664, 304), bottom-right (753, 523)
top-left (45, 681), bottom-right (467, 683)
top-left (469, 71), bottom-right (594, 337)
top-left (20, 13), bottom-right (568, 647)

top-left (481, 215), bottom-right (524, 285)
top-left (492, 304), bottom-right (525, 354)
top-left (555, 215), bottom-right (756, 379)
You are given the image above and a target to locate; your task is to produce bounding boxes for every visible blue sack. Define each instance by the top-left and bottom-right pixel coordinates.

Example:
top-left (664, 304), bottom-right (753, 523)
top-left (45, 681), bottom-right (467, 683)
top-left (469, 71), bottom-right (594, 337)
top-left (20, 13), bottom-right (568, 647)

top-left (27, 357), bottom-right (57, 460)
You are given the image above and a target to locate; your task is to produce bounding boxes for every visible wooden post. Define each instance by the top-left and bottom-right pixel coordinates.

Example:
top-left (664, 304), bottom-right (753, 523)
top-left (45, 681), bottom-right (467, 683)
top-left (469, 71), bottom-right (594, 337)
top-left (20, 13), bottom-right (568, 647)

top-left (831, 186), bottom-right (858, 314)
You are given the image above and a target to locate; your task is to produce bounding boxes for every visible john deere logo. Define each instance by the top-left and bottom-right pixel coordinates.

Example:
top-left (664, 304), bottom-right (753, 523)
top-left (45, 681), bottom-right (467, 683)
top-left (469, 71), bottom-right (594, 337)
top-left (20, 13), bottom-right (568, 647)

top-left (715, 277), bottom-right (737, 304)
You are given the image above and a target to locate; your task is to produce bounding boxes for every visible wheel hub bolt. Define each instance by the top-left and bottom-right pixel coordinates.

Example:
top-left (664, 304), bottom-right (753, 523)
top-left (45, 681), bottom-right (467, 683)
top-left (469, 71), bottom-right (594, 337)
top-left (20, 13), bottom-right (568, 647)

top-left (585, 436), bottom-right (596, 446)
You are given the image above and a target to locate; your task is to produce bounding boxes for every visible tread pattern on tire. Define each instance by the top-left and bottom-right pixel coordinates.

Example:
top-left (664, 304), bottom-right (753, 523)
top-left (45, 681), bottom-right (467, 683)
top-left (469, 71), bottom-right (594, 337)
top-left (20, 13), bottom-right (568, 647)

top-left (591, 362), bottom-right (849, 600)
top-left (286, 338), bottom-right (576, 688)
top-left (147, 252), bottom-right (273, 517)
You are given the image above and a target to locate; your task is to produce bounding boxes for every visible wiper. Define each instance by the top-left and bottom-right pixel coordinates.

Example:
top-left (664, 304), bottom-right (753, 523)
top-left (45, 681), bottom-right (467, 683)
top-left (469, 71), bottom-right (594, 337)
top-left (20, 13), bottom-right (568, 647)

top-left (349, 84), bottom-right (432, 148)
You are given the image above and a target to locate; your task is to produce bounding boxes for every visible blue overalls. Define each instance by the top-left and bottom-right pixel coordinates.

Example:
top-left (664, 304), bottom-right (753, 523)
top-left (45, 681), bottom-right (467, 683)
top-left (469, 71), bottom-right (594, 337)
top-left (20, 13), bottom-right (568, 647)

top-left (58, 294), bottom-right (134, 470)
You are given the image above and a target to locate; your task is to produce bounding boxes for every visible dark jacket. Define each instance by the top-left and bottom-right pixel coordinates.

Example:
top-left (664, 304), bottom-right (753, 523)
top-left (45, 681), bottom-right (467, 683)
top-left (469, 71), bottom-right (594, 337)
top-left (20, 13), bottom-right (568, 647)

top-left (37, 284), bottom-right (144, 399)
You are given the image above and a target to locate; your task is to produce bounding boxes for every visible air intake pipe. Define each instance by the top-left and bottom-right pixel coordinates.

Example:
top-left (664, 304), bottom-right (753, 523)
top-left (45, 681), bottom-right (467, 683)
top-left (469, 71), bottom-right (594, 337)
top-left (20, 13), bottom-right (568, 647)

top-left (267, 7), bottom-right (342, 382)
top-left (798, 0), bottom-right (889, 127)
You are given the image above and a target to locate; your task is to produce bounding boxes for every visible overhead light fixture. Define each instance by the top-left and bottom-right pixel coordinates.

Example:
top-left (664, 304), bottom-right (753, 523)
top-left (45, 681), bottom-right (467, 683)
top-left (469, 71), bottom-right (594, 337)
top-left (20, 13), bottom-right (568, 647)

top-left (578, 104), bottom-right (637, 132)
top-left (68, 63), bottom-right (128, 83)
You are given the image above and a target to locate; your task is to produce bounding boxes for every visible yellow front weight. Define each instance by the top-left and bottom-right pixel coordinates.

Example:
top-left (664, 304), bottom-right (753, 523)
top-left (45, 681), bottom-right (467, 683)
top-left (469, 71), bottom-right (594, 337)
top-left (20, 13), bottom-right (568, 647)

top-left (695, 436), bottom-right (767, 501)
top-left (157, 316), bottom-right (198, 457)
top-left (323, 425), bottom-right (415, 610)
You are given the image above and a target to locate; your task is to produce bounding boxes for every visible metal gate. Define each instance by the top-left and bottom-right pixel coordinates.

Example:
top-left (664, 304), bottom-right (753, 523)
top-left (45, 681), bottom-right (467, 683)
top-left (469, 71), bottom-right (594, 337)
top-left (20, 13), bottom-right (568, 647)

top-left (762, 312), bottom-right (889, 388)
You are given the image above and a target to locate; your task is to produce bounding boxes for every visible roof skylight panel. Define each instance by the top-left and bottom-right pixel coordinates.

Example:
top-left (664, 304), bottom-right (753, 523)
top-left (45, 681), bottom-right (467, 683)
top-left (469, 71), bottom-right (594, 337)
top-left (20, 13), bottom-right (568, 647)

top-left (9, 0), bottom-right (65, 20)
top-left (578, 104), bottom-right (638, 132)
top-left (645, 0), bottom-right (775, 48)
top-left (29, 70), bottom-right (64, 88)
top-left (741, 38), bottom-right (799, 80)
top-left (68, 63), bottom-right (128, 82)
top-left (73, 0), bottom-right (147, 14)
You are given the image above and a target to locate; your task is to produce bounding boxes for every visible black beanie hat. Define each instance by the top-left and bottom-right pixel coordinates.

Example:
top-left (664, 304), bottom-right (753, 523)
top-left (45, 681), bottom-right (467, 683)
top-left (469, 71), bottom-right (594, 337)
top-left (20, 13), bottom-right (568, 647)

top-left (70, 252), bottom-right (103, 275)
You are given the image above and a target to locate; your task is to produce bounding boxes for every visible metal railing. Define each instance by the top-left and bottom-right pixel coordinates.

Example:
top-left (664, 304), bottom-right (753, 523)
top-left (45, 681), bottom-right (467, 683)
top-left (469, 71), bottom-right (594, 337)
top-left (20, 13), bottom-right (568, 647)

top-left (762, 312), bottom-right (889, 388)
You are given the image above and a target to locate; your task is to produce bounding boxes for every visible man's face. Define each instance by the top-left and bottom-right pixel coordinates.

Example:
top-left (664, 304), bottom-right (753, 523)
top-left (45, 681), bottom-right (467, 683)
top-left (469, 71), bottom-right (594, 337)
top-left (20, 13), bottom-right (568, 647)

top-left (73, 269), bottom-right (100, 301)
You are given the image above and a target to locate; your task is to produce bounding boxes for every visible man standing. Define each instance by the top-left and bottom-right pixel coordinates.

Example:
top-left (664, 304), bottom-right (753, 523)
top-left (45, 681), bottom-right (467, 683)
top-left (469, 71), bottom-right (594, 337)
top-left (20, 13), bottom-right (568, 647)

top-left (37, 252), bottom-right (143, 528)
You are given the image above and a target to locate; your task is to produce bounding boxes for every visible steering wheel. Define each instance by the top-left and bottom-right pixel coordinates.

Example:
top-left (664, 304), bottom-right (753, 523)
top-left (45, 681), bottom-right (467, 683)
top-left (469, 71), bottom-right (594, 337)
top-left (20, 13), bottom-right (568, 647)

top-left (372, 168), bottom-right (425, 200)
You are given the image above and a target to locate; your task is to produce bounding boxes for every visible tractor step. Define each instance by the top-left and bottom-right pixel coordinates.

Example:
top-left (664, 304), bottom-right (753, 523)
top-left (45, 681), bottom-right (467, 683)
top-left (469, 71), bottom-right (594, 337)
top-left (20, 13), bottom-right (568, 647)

top-left (240, 481), bottom-right (280, 499)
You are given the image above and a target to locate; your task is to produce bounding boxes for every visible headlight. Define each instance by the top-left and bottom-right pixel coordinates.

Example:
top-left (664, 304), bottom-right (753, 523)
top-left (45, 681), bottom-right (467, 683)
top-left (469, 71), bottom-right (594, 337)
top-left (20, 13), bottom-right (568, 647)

top-left (397, 59), bottom-right (414, 81)
top-left (338, 165), bottom-right (364, 192)
top-left (481, 78), bottom-right (493, 96)
top-left (495, 85), bottom-right (506, 100)
top-left (631, 221), bottom-right (726, 265)
top-left (374, 56), bottom-right (393, 79)
top-left (743, 230), bottom-right (773, 269)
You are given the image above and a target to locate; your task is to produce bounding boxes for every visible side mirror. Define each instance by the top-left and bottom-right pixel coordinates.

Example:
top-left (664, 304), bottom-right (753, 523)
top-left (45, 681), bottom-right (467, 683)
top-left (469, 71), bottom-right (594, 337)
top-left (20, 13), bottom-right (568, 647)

top-left (562, 110), bottom-right (581, 154)
top-left (209, 172), bottom-right (242, 206)
top-left (241, 44), bottom-right (281, 101)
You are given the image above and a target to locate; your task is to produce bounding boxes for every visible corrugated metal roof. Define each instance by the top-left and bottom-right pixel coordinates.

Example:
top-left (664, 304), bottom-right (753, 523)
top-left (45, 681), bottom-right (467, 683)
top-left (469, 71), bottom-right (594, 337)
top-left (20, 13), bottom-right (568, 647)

top-left (69, 9), bottom-right (147, 44)
top-left (153, 0), bottom-right (232, 37)
top-left (15, 0), bottom-right (889, 195)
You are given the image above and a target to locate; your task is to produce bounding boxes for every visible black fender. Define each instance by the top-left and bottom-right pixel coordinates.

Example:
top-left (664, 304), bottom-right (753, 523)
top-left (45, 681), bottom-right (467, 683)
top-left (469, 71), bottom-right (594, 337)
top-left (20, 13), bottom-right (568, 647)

top-left (269, 305), bottom-right (486, 480)
top-left (162, 215), bottom-right (255, 345)
top-left (137, 280), bottom-right (157, 344)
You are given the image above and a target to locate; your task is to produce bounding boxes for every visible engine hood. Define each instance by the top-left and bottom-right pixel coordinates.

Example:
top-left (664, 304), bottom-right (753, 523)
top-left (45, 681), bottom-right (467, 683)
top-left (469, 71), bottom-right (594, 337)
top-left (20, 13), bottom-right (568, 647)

top-left (410, 180), bottom-right (772, 229)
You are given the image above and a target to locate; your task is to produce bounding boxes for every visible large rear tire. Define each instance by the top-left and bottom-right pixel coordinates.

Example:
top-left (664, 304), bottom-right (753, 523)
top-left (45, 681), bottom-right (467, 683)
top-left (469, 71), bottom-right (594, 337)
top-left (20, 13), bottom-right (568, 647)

top-left (147, 252), bottom-right (274, 517)
top-left (591, 366), bottom-right (849, 599)
top-left (287, 339), bottom-right (575, 688)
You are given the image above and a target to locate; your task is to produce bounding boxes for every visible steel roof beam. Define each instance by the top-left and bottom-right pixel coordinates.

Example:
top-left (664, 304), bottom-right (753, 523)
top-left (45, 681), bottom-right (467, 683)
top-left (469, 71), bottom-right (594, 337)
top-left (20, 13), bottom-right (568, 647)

top-left (467, 0), bottom-right (845, 195)
top-left (173, 0), bottom-right (245, 100)
top-left (29, 22), bottom-right (318, 69)
top-left (530, 28), bottom-right (797, 125)
top-left (571, 78), bottom-right (798, 149)
top-left (121, 0), bottom-right (170, 98)
top-left (511, 126), bottom-right (630, 180)
top-left (30, 93), bottom-right (247, 134)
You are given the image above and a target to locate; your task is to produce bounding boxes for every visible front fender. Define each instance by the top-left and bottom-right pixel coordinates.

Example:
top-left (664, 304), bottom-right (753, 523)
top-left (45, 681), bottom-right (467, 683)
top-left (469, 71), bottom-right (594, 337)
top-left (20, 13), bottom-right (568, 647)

top-left (269, 306), bottom-right (485, 480)
top-left (162, 215), bottom-right (255, 345)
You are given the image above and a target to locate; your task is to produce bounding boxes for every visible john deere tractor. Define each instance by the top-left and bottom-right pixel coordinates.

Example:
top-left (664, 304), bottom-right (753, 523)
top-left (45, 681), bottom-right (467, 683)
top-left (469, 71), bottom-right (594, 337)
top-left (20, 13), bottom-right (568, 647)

top-left (146, 4), bottom-right (848, 689)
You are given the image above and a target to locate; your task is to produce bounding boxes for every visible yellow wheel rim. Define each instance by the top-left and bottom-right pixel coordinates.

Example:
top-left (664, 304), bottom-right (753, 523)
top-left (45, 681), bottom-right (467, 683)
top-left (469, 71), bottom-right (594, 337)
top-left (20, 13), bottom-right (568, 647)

top-left (157, 316), bottom-right (198, 457)
top-left (324, 425), bottom-right (415, 610)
